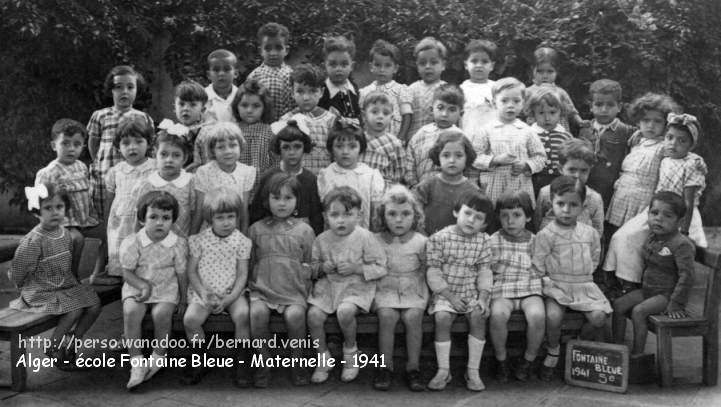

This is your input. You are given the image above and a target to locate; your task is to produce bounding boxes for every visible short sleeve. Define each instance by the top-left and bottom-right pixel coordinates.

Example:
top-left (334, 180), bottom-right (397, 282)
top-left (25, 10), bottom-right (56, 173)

top-left (531, 230), bottom-right (552, 276)
top-left (684, 156), bottom-right (707, 188)
top-left (370, 169), bottom-right (385, 203)
top-left (193, 167), bottom-right (209, 194)
top-left (316, 167), bottom-right (330, 200)
top-left (235, 234), bottom-right (252, 260)
top-left (399, 84), bottom-right (413, 113)
top-left (189, 234), bottom-right (202, 259)
top-left (34, 167), bottom-right (54, 186)
top-left (243, 166), bottom-right (256, 193)
top-left (119, 235), bottom-right (140, 270)
top-left (87, 110), bottom-right (101, 139)
top-left (299, 223), bottom-right (316, 263)
top-left (104, 166), bottom-right (118, 193)
top-left (173, 237), bottom-right (188, 275)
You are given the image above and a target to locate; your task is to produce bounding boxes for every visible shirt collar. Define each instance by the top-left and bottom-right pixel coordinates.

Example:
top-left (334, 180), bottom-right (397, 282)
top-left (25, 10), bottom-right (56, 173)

top-left (138, 228), bottom-right (178, 248)
top-left (325, 78), bottom-right (356, 98)
top-left (378, 231), bottom-right (415, 244)
top-left (330, 162), bottom-right (371, 175)
top-left (492, 118), bottom-right (526, 129)
top-left (531, 123), bottom-right (566, 134)
top-left (205, 85), bottom-right (238, 102)
top-left (121, 158), bottom-right (155, 174)
top-left (593, 118), bottom-right (619, 134)
top-left (147, 170), bottom-right (191, 188)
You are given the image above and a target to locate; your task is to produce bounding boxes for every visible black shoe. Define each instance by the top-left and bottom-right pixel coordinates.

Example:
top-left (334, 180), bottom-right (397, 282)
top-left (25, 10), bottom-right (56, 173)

top-left (496, 359), bottom-right (511, 383)
top-left (253, 367), bottom-right (271, 388)
top-left (406, 369), bottom-right (424, 392)
top-left (292, 366), bottom-right (310, 386)
top-left (539, 365), bottom-right (556, 381)
top-left (373, 368), bottom-right (393, 391)
top-left (181, 366), bottom-right (209, 385)
top-left (235, 350), bottom-right (253, 388)
top-left (515, 358), bottom-right (533, 382)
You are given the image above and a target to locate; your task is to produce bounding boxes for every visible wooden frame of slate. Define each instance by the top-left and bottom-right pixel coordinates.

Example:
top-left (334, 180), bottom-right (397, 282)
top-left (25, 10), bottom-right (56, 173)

top-left (565, 339), bottom-right (629, 393)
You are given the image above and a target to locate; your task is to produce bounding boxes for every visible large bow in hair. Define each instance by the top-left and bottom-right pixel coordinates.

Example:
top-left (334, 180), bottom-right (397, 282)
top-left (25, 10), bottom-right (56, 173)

top-left (270, 113), bottom-right (311, 136)
top-left (25, 184), bottom-right (48, 211)
top-left (158, 118), bottom-right (189, 138)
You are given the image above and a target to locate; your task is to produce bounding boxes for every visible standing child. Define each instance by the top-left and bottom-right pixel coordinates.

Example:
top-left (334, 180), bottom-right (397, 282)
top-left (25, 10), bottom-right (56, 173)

top-left (204, 49), bottom-right (239, 123)
top-left (247, 22), bottom-right (294, 121)
top-left (318, 120), bottom-right (385, 230)
top-left (359, 39), bottom-right (413, 142)
top-left (414, 130), bottom-right (481, 235)
top-left (489, 191), bottom-right (545, 383)
top-left (231, 79), bottom-right (277, 178)
top-left (10, 183), bottom-right (101, 369)
top-left (533, 176), bottom-right (611, 381)
top-left (182, 188), bottom-right (252, 387)
top-left (248, 173), bottom-right (316, 387)
top-left (120, 191), bottom-right (188, 389)
top-left (407, 37), bottom-right (448, 139)
top-left (460, 39), bottom-right (497, 136)
top-left (372, 185), bottom-right (428, 392)
top-left (318, 36), bottom-right (361, 121)
top-left (172, 80), bottom-right (208, 171)
top-left (307, 187), bottom-right (387, 384)
top-left (360, 91), bottom-right (408, 186)
top-left (472, 77), bottom-right (547, 205)
top-left (426, 191), bottom-right (494, 391)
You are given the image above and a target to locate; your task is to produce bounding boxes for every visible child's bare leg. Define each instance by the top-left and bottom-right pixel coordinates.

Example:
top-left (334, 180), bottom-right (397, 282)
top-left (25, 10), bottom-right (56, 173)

top-left (228, 296), bottom-right (250, 340)
top-left (123, 299), bottom-right (147, 357)
top-left (307, 306), bottom-right (329, 352)
top-left (490, 298), bottom-right (513, 361)
top-left (466, 308), bottom-right (488, 390)
top-left (337, 302), bottom-right (359, 349)
top-left (68, 228), bottom-right (84, 277)
top-left (284, 304), bottom-right (310, 385)
top-left (541, 298), bottom-right (565, 377)
top-left (151, 302), bottom-right (175, 356)
top-left (581, 310), bottom-right (607, 341)
top-left (521, 296), bottom-right (545, 361)
top-left (250, 300), bottom-right (271, 357)
top-left (612, 289), bottom-right (644, 344)
top-left (401, 308), bottom-right (424, 371)
top-left (183, 303), bottom-right (210, 345)
top-left (73, 303), bottom-right (102, 338)
top-left (630, 295), bottom-right (668, 354)
top-left (51, 309), bottom-right (83, 349)
top-left (377, 307), bottom-right (400, 370)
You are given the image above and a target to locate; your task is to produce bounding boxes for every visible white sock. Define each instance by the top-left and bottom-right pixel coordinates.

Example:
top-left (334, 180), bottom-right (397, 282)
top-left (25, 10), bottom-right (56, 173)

top-left (434, 341), bottom-right (451, 370)
top-left (343, 344), bottom-right (358, 356)
top-left (543, 345), bottom-right (561, 367)
top-left (524, 350), bottom-right (537, 362)
top-left (467, 336), bottom-right (485, 370)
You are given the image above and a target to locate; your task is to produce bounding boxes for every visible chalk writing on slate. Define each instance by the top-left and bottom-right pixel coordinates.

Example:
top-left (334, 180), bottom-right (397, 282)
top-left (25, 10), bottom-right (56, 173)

top-left (565, 340), bottom-right (629, 393)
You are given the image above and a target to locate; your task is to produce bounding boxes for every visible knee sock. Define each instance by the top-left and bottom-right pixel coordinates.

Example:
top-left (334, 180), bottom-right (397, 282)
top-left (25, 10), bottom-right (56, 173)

top-left (543, 345), bottom-right (561, 367)
top-left (434, 341), bottom-right (451, 370)
top-left (467, 336), bottom-right (485, 370)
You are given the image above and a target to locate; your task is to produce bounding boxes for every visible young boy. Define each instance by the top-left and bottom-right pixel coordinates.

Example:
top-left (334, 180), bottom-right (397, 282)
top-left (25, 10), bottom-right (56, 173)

top-left (318, 36), bottom-right (361, 120)
top-left (173, 80), bottom-right (208, 171)
top-left (247, 22), bottom-right (294, 121)
top-left (204, 49), bottom-right (239, 123)
top-left (359, 39), bottom-right (413, 142)
top-left (360, 91), bottom-right (408, 186)
top-left (405, 84), bottom-right (464, 187)
top-left (407, 37), bottom-right (448, 141)
top-left (460, 39), bottom-right (497, 136)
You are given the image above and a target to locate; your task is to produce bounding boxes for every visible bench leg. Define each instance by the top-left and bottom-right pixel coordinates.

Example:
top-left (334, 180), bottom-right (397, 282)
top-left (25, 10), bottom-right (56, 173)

top-left (656, 327), bottom-right (673, 387)
top-left (702, 329), bottom-right (718, 386)
top-left (10, 332), bottom-right (27, 392)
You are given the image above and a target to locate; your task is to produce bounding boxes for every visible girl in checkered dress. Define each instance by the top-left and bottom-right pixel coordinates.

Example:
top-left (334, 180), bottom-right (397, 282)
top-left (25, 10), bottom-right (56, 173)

top-left (231, 79), bottom-right (278, 180)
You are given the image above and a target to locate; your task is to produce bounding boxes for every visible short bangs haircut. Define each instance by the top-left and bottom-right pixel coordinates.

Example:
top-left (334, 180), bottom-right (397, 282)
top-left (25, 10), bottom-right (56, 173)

top-left (550, 175), bottom-right (586, 202)
top-left (429, 130), bottom-right (476, 169)
top-left (650, 190), bottom-right (686, 219)
top-left (322, 186), bottom-right (363, 212)
top-left (454, 191), bottom-right (494, 219)
top-left (114, 113), bottom-right (154, 149)
top-left (525, 85), bottom-right (567, 117)
top-left (205, 122), bottom-right (247, 160)
top-left (232, 79), bottom-right (274, 124)
top-left (175, 80), bottom-right (208, 103)
top-left (201, 187), bottom-right (244, 223)
top-left (260, 172), bottom-right (300, 212)
top-left (29, 182), bottom-right (71, 216)
top-left (270, 120), bottom-right (313, 154)
top-left (137, 190), bottom-right (179, 223)
top-left (496, 190), bottom-right (533, 218)
top-left (326, 120), bottom-right (367, 156)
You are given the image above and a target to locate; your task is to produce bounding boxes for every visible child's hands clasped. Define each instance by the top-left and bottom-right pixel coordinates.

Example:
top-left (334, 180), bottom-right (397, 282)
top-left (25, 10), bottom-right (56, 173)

top-left (510, 160), bottom-right (530, 176)
top-left (135, 281), bottom-right (152, 302)
top-left (664, 302), bottom-right (688, 319)
top-left (448, 294), bottom-right (468, 313)
top-left (336, 262), bottom-right (361, 276)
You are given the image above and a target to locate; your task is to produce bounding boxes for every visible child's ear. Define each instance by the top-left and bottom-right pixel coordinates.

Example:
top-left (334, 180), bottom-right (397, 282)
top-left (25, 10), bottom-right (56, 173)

top-left (452, 210), bottom-right (458, 219)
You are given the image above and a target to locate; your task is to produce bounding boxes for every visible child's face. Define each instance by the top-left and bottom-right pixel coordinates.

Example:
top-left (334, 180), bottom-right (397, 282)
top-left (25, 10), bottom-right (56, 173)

top-left (174, 98), bottom-right (204, 126)
top-left (51, 132), bottom-right (84, 165)
top-left (236, 94), bottom-right (264, 124)
top-left (533, 100), bottom-right (561, 131)
top-left (638, 110), bottom-right (666, 139)
top-left (268, 185), bottom-right (297, 220)
top-left (325, 201), bottom-right (360, 237)
top-left (416, 48), bottom-right (445, 84)
top-left (647, 199), bottom-right (681, 236)
top-left (551, 191), bottom-right (583, 226)
top-left (499, 207), bottom-right (529, 237)
top-left (332, 135), bottom-right (361, 169)
top-left (369, 54), bottom-right (398, 84)
top-left (438, 140), bottom-right (466, 177)
top-left (453, 204), bottom-right (487, 236)
top-left (560, 158), bottom-right (591, 185)
top-left (383, 201), bottom-right (415, 237)
top-left (363, 101), bottom-right (392, 134)
top-left (112, 74), bottom-right (137, 111)
top-left (119, 135), bottom-right (149, 166)
top-left (142, 206), bottom-right (174, 242)
top-left (279, 140), bottom-right (305, 168)
top-left (465, 51), bottom-right (494, 83)
top-left (260, 36), bottom-right (288, 67)
top-left (37, 195), bottom-right (66, 230)
top-left (207, 57), bottom-right (238, 91)
top-left (325, 51), bottom-right (354, 86)
top-left (211, 212), bottom-right (237, 238)
top-left (663, 126), bottom-right (693, 159)
top-left (432, 100), bottom-right (461, 129)
top-left (156, 142), bottom-right (185, 179)
top-left (494, 87), bottom-right (524, 123)
top-left (533, 62), bottom-right (557, 85)
top-left (293, 82), bottom-right (322, 113)
top-left (213, 138), bottom-right (241, 169)
top-left (590, 93), bottom-right (621, 125)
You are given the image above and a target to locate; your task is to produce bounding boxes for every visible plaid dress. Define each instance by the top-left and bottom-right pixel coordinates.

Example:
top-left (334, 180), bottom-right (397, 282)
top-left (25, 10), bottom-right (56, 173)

top-left (407, 80), bottom-right (447, 138)
top-left (361, 131), bottom-right (407, 186)
top-left (35, 159), bottom-right (99, 228)
top-left (359, 80), bottom-right (412, 137)
top-left (426, 226), bottom-right (493, 314)
top-left (489, 229), bottom-right (542, 300)
top-left (279, 109), bottom-right (337, 175)
top-left (238, 122), bottom-right (277, 181)
top-left (247, 63), bottom-right (294, 121)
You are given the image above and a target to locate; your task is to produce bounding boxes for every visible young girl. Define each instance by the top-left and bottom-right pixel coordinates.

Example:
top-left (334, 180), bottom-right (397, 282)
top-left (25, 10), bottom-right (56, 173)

top-left (173, 79), bottom-right (208, 171)
top-left (372, 185), bottom-right (427, 392)
top-left (473, 77), bottom-right (547, 205)
top-left (103, 115), bottom-right (156, 281)
top-left (10, 183), bottom-right (101, 369)
top-left (317, 120), bottom-right (385, 230)
top-left (248, 173), bottom-right (316, 387)
top-left (426, 191), bottom-right (494, 391)
top-left (136, 131), bottom-right (202, 237)
top-left (533, 176), bottom-right (611, 381)
top-left (87, 65), bottom-right (153, 218)
top-left (182, 188), bottom-right (252, 387)
top-left (407, 37), bottom-right (448, 139)
top-left (250, 118), bottom-right (324, 235)
top-left (307, 187), bottom-right (387, 384)
top-left (414, 130), bottom-right (480, 235)
top-left (489, 191), bottom-right (544, 383)
top-left (120, 191), bottom-right (188, 389)
top-left (460, 39), bottom-right (497, 134)
top-left (232, 79), bottom-right (278, 177)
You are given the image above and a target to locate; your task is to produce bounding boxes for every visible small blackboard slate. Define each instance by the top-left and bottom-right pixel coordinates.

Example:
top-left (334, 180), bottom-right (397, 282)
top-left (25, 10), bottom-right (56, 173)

top-left (565, 340), bottom-right (629, 393)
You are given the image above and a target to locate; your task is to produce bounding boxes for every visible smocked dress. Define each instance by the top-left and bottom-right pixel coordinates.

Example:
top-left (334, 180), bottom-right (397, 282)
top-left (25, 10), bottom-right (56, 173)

top-left (136, 171), bottom-right (197, 237)
top-left (460, 80), bottom-right (496, 137)
top-left (373, 232), bottom-right (428, 310)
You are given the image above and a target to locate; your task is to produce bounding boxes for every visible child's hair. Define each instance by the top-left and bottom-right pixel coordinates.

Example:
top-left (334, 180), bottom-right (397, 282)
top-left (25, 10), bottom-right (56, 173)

top-left (464, 39), bottom-right (498, 62)
top-left (28, 182), bottom-right (70, 216)
top-left (496, 190), bottom-right (534, 219)
top-left (136, 190), bottom-right (179, 223)
top-left (524, 85), bottom-right (567, 117)
top-left (201, 187), bottom-right (244, 223)
top-left (175, 80), bottom-right (208, 103)
top-left (453, 190), bottom-right (494, 219)
top-left (627, 92), bottom-right (676, 123)
top-left (492, 77), bottom-right (525, 99)
top-left (413, 36), bottom-right (447, 59)
top-left (666, 113), bottom-right (701, 148)
top-left (428, 129), bottom-right (476, 169)
top-left (433, 83), bottom-right (465, 108)
top-left (361, 91), bottom-right (393, 111)
top-left (103, 65), bottom-right (144, 99)
top-left (156, 130), bottom-right (190, 159)
top-left (207, 49), bottom-right (237, 65)
top-left (326, 120), bottom-right (367, 156)
top-left (374, 184), bottom-right (425, 233)
top-left (231, 79), bottom-right (274, 124)
top-left (269, 120), bottom-right (313, 154)
top-left (369, 39), bottom-right (401, 64)
top-left (589, 79), bottom-right (622, 102)
top-left (550, 175), bottom-right (586, 202)
top-left (559, 138), bottom-right (596, 166)
top-left (204, 122), bottom-right (247, 160)
top-left (257, 22), bottom-right (289, 43)
top-left (113, 114), bottom-right (155, 149)
top-left (322, 186), bottom-right (363, 212)
top-left (260, 172), bottom-right (300, 212)
top-left (323, 35), bottom-right (356, 59)
top-left (290, 64), bottom-right (325, 88)
top-left (51, 118), bottom-right (86, 141)
top-left (533, 46), bottom-right (560, 69)
top-left (650, 190), bottom-right (686, 219)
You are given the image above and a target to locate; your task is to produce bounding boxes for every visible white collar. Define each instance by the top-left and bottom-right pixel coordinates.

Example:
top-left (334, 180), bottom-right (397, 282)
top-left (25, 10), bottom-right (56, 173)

top-left (593, 118), bottom-right (619, 133)
top-left (138, 228), bottom-right (178, 248)
top-left (325, 78), bottom-right (356, 98)
top-left (205, 84), bottom-right (238, 102)
top-left (372, 80), bottom-right (397, 90)
top-left (148, 170), bottom-right (191, 188)
top-left (531, 123), bottom-right (566, 134)
top-left (120, 158), bottom-right (155, 173)
top-left (330, 162), bottom-right (372, 175)
top-left (492, 118), bottom-right (526, 129)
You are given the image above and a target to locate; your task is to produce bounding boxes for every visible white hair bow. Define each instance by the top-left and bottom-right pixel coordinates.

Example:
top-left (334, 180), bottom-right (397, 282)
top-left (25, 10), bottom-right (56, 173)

top-left (158, 119), bottom-right (189, 137)
top-left (270, 113), bottom-right (311, 136)
top-left (25, 184), bottom-right (48, 211)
